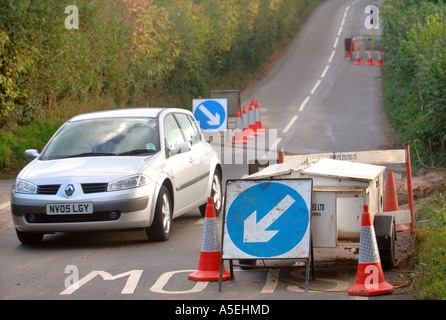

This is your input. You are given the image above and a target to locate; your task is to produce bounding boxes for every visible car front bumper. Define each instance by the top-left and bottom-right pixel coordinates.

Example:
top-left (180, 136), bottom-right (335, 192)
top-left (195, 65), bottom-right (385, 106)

top-left (11, 187), bottom-right (153, 233)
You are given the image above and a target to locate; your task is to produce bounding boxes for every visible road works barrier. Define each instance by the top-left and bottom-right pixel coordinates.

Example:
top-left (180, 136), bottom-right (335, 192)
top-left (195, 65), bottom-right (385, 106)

top-left (284, 147), bottom-right (415, 233)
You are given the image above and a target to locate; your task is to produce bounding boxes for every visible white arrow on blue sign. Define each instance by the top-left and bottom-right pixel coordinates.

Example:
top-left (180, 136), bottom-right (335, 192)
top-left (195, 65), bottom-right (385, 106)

top-left (222, 179), bottom-right (312, 259)
top-left (193, 99), bottom-right (227, 131)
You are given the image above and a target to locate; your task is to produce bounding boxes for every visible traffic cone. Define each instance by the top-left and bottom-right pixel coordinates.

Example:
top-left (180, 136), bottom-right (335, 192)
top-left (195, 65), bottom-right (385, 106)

top-left (254, 100), bottom-right (266, 133)
top-left (188, 197), bottom-right (230, 282)
top-left (349, 204), bottom-right (393, 296)
top-left (241, 106), bottom-right (254, 140)
top-left (366, 48), bottom-right (374, 65)
top-left (353, 47), bottom-right (362, 65)
top-left (345, 48), bottom-right (352, 60)
top-left (248, 104), bottom-right (258, 136)
top-left (232, 109), bottom-right (247, 145)
top-left (376, 48), bottom-right (384, 66)
top-left (384, 171), bottom-right (409, 232)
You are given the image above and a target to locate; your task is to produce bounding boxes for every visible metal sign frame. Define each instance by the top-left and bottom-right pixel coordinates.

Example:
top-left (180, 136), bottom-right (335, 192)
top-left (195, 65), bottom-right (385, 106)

top-left (218, 178), bottom-right (314, 292)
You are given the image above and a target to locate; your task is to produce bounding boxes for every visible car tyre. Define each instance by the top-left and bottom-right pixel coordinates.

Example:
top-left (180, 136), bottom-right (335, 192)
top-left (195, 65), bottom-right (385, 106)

top-left (200, 169), bottom-right (222, 218)
top-left (146, 185), bottom-right (172, 241)
top-left (16, 229), bottom-right (44, 245)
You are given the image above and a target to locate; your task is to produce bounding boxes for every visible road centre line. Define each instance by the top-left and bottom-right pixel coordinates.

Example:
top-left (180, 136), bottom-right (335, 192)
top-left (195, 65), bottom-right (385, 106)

top-left (287, 1), bottom-right (355, 133)
top-left (328, 50), bottom-right (336, 63)
top-left (310, 80), bottom-right (322, 95)
top-left (333, 37), bottom-right (339, 49)
top-left (283, 115), bottom-right (299, 133)
top-left (337, 26), bottom-right (343, 36)
top-left (270, 138), bottom-right (282, 151)
top-left (298, 96), bottom-right (311, 112)
top-left (321, 65), bottom-right (330, 78)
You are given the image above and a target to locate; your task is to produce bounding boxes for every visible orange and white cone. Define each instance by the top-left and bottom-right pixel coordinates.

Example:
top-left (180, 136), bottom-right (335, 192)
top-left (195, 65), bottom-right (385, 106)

top-left (353, 47), bottom-right (362, 65)
top-left (188, 197), bottom-right (230, 282)
top-left (248, 104), bottom-right (258, 136)
top-left (254, 100), bottom-right (266, 133)
top-left (348, 204), bottom-right (393, 296)
top-left (366, 48), bottom-right (374, 65)
top-left (384, 171), bottom-right (409, 232)
top-left (376, 48), bottom-right (384, 66)
top-left (232, 109), bottom-right (247, 145)
top-left (241, 105), bottom-right (254, 140)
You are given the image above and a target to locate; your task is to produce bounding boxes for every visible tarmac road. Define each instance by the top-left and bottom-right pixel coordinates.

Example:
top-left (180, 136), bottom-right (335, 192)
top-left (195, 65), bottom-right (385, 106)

top-left (241, 0), bottom-right (396, 155)
top-left (0, 0), bottom-right (412, 303)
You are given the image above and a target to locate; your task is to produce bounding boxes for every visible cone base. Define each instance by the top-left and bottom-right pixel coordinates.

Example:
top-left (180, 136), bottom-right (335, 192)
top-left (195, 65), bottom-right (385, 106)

top-left (348, 282), bottom-right (393, 296)
top-left (188, 251), bottom-right (231, 282)
top-left (366, 59), bottom-right (374, 65)
top-left (348, 262), bottom-right (393, 296)
top-left (396, 224), bottom-right (410, 232)
top-left (232, 134), bottom-right (247, 145)
top-left (376, 61), bottom-right (384, 66)
top-left (255, 122), bottom-right (266, 133)
top-left (353, 59), bottom-right (362, 65)
top-left (249, 126), bottom-right (258, 136)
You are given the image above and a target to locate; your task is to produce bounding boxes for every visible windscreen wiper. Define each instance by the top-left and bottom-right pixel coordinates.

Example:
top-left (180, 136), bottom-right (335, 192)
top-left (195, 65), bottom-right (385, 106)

top-left (117, 149), bottom-right (157, 156)
top-left (65, 152), bottom-right (117, 158)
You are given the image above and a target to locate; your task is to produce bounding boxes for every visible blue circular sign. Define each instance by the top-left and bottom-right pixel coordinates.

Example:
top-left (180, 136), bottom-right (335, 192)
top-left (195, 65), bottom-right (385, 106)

top-left (226, 182), bottom-right (309, 258)
top-left (194, 100), bottom-right (225, 130)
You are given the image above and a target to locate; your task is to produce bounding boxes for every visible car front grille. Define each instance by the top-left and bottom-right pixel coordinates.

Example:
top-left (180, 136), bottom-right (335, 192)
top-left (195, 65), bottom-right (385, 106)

top-left (25, 211), bottom-right (121, 223)
top-left (36, 183), bottom-right (109, 195)
top-left (81, 183), bottom-right (108, 194)
top-left (37, 185), bottom-right (60, 195)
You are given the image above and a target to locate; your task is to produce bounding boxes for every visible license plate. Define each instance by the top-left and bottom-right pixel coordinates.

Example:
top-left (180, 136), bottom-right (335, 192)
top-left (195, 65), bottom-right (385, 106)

top-left (46, 203), bottom-right (93, 215)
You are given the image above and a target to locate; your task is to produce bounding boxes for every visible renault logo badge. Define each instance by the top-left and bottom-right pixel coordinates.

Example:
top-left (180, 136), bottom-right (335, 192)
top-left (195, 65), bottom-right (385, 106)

top-left (65, 184), bottom-right (75, 196)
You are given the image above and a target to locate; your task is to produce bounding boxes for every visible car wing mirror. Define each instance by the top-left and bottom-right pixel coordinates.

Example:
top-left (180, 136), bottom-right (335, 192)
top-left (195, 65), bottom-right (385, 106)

top-left (168, 141), bottom-right (191, 157)
top-left (25, 149), bottom-right (40, 160)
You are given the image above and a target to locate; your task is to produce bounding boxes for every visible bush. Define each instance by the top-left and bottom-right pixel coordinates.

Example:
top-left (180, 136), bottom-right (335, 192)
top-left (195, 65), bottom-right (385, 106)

top-left (0, 0), bottom-right (323, 173)
top-left (381, 0), bottom-right (446, 167)
top-left (414, 191), bottom-right (446, 300)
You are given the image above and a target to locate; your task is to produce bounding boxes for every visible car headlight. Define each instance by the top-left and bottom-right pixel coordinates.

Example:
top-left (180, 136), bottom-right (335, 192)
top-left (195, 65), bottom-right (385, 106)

top-left (13, 179), bottom-right (38, 194)
top-left (107, 174), bottom-right (149, 192)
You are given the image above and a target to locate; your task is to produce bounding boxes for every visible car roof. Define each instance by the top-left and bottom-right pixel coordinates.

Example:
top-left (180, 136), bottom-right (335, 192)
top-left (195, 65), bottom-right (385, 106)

top-left (69, 108), bottom-right (192, 122)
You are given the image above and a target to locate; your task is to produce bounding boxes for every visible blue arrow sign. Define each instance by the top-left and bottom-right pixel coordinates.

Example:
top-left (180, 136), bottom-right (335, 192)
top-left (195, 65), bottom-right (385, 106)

top-left (225, 180), bottom-right (311, 258)
top-left (193, 99), bottom-right (227, 131)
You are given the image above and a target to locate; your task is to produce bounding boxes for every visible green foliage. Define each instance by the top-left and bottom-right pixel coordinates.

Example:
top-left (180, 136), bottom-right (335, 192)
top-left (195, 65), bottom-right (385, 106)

top-left (414, 191), bottom-right (446, 300)
top-left (381, 0), bottom-right (446, 167)
top-left (0, 0), bottom-right (322, 125)
top-left (0, 0), bottom-right (324, 173)
top-left (0, 121), bottom-right (60, 173)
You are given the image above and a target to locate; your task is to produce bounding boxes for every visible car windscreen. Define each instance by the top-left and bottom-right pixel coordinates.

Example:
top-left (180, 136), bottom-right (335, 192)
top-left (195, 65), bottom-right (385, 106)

top-left (40, 117), bottom-right (160, 160)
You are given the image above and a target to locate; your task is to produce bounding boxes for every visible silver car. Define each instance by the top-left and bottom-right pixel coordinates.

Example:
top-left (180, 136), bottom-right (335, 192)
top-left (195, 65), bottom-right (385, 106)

top-left (11, 108), bottom-right (222, 244)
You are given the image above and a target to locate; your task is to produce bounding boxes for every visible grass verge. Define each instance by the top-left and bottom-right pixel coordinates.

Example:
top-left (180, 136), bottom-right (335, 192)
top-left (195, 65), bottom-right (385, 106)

top-left (412, 191), bottom-right (446, 299)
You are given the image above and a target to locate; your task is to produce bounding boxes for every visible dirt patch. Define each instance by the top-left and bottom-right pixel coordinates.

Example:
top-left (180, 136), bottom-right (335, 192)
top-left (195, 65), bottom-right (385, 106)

top-left (396, 170), bottom-right (446, 207)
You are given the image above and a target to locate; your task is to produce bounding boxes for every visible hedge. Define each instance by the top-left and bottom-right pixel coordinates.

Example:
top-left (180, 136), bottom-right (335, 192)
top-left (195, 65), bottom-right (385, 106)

top-left (381, 0), bottom-right (445, 167)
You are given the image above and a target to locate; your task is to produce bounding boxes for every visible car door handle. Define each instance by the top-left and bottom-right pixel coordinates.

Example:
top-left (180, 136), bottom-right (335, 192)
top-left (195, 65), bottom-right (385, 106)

top-left (189, 157), bottom-right (195, 163)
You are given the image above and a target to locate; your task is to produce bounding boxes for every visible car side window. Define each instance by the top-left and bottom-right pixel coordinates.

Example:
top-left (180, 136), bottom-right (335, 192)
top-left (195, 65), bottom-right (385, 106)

top-left (188, 115), bottom-right (202, 142)
top-left (164, 114), bottom-right (185, 150)
top-left (175, 113), bottom-right (199, 145)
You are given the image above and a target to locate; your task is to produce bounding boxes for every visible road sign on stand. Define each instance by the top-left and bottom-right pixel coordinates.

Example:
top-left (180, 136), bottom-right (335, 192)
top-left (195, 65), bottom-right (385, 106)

top-left (219, 179), bottom-right (313, 292)
top-left (193, 98), bottom-right (228, 131)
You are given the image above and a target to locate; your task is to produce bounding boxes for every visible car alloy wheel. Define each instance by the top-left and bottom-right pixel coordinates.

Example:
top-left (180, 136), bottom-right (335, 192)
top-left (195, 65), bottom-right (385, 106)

top-left (211, 172), bottom-right (222, 215)
top-left (146, 185), bottom-right (172, 241)
top-left (160, 192), bottom-right (171, 234)
top-left (200, 170), bottom-right (222, 217)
